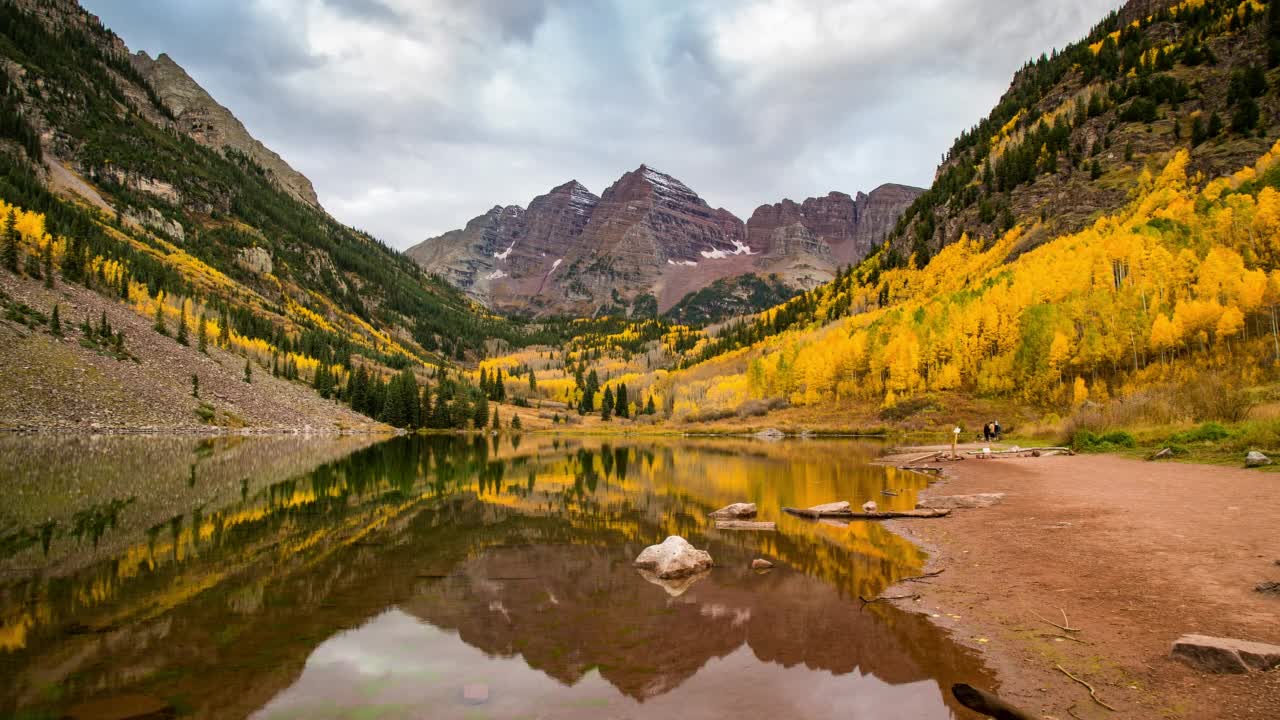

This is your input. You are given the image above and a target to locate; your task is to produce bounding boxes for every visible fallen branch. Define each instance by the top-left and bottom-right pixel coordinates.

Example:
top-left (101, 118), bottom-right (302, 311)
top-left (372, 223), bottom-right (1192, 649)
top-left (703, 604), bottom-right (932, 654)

top-left (1066, 704), bottom-right (1085, 720)
top-left (1031, 606), bottom-right (1082, 633)
top-left (1055, 665), bottom-right (1117, 712)
top-left (900, 568), bottom-right (946, 583)
top-left (899, 465), bottom-right (943, 473)
top-left (950, 683), bottom-right (1038, 720)
top-left (713, 520), bottom-right (777, 531)
top-left (784, 507), bottom-right (952, 520)
top-left (905, 450), bottom-right (942, 463)
top-left (860, 593), bottom-right (919, 603)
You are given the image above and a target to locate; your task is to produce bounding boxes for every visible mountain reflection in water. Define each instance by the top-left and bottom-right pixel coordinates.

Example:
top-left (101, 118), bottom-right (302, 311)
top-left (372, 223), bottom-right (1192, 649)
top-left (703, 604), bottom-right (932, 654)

top-left (0, 434), bottom-right (992, 719)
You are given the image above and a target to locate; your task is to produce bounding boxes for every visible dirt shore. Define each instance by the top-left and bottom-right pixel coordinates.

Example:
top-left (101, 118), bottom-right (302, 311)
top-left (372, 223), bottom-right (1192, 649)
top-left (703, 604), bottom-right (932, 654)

top-left (879, 446), bottom-right (1280, 719)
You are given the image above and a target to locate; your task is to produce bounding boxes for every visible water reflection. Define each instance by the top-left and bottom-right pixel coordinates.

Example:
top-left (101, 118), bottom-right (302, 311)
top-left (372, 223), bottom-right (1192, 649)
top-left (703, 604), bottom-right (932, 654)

top-left (0, 435), bottom-right (990, 719)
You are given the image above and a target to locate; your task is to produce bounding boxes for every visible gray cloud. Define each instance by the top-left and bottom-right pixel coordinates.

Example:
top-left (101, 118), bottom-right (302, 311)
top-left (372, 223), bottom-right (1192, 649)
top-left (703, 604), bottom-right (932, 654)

top-left (83, 0), bottom-right (1121, 248)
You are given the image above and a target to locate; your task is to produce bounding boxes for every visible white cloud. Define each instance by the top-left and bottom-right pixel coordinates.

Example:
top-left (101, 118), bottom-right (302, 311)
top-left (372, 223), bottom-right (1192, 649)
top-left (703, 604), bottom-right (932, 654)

top-left (84, 0), bottom-right (1122, 248)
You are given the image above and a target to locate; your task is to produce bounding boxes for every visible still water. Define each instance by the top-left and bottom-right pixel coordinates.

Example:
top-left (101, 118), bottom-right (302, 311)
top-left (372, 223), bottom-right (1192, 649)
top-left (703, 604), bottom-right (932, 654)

top-left (0, 434), bottom-right (991, 719)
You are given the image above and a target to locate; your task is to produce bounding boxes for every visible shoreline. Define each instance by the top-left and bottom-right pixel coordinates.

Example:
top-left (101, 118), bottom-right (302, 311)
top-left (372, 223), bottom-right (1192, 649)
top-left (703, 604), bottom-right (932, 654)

top-left (874, 446), bottom-right (1280, 719)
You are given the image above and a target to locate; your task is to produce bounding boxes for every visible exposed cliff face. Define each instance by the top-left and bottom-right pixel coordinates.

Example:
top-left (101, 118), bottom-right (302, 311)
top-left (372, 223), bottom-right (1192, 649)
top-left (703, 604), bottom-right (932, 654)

top-left (130, 51), bottom-right (322, 209)
top-left (407, 166), bottom-right (922, 317)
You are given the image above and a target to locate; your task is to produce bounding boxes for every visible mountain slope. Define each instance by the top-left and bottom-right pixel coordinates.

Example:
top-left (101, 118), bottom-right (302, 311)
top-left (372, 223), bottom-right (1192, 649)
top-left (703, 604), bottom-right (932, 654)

top-left (0, 0), bottom-right (530, 430)
top-left (406, 166), bottom-right (922, 318)
top-left (888, 0), bottom-right (1280, 266)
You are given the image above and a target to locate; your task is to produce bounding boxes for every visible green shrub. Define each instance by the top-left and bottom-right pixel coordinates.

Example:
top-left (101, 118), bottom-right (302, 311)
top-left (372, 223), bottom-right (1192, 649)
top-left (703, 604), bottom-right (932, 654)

top-left (1073, 430), bottom-right (1136, 452)
top-left (1169, 422), bottom-right (1231, 444)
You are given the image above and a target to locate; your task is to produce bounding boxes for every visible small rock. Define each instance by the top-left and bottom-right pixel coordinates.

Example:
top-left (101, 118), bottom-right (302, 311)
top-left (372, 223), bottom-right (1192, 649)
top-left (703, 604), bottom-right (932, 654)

top-left (714, 520), bottom-right (776, 531)
top-left (1171, 634), bottom-right (1280, 673)
top-left (862, 500), bottom-right (878, 513)
top-left (755, 427), bottom-right (785, 441)
top-left (1150, 447), bottom-right (1174, 460)
top-left (461, 683), bottom-right (490, 705)
top-left (1256, 581), bottom-right (1280, 595)
top-left (1246, 451), bottom-right (1271, 467)
top-left (709, 502), bottom-right (757, 520)
top-left (751, 558), bottom-right (774, 570)
top-left (807, 501), bottom-right (850, 514)
top-left (634, 536), bottom-right (713, 579)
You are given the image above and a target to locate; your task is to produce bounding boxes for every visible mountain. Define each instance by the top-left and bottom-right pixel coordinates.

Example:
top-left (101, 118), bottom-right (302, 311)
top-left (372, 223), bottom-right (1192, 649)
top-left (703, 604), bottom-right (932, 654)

top-left (0, 0), bottom-right (529, 430)
top-left (889, 0), bottom-right (1280, 265)
top-left (406, 166), bottom-right (922, 318)
top-left (130, 51), bottom-right (321, 208)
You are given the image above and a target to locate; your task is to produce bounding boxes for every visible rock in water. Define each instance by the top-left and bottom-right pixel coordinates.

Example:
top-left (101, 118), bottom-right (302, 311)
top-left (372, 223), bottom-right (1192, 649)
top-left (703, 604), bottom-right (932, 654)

top-left (751, 558), bottom-right (774, 570)
top-left (756, 427), bottom-right (785, 441)
top-left (808, 501), bottom-right (850, 514)
top-left (862, 500), bottom-right (878, 513)
top-left (633, 536), bottom-right (713, 579)
top-left (1246, 451), bottom-right (1271, 467)
top-left (1171, 634), bottom-right (1280, 673)
top-left (709, 502), bottom-right (757, 519)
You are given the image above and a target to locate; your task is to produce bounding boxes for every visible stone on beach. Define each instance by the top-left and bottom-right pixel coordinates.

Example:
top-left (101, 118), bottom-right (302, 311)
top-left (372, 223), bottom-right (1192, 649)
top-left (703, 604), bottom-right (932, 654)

top-left (633, 536), bottom-right (713, 579)
top-left (709, 502), bottom-right (757, 519)
top-left (755, 428), bottom-right (785, 441)
top-left (1245, 451), bottom-right (1271, 467)
top-left (1170, 634), bottom-right (1280, 673)
top-left (861, 500), bottom-right (878, 513)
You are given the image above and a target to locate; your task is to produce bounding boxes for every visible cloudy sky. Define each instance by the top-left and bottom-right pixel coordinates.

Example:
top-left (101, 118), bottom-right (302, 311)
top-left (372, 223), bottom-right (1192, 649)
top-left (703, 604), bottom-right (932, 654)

top-left (85, 0), bottom-right (1121, 249)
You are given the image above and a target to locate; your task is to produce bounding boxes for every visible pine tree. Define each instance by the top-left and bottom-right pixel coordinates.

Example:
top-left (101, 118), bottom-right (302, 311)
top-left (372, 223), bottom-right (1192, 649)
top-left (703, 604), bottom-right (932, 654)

top-left (473, 392), bottom-right (490, 429)
top-left (219, 309), bottom-right (230, 347)
top-left (49, 304), bottom-right (61, 337)
top-left (511, 414), bottom-right (522, 430)
top-left (495, 369), bottom-right (506, 402)
top-left (645, 395), bottom-right (656, 415)
top-left (616, 384), bottom-right (629, 418)
top-left (601, 386), bottom-right (614, 421)
top-left (191, 374), bottom-right (200, 398)
top-left (153, 301), bottom-right (167, 335)
top-left (244, 359), bottom-right (252, 383)
top-left (197, 315), bottom-right (208, 353)
top-left (176, 302), bottom-right (189, 346)
top-left (1, 210), bottom-right (18, 273)
top-left (491, 406), bottom-right (500, 430)
top-left (528, 370), bottom-right (537, 393)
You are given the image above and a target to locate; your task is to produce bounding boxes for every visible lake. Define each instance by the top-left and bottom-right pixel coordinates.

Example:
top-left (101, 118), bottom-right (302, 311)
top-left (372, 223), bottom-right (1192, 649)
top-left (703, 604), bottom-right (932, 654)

top-left (0, 434), bottom-right (991, 719)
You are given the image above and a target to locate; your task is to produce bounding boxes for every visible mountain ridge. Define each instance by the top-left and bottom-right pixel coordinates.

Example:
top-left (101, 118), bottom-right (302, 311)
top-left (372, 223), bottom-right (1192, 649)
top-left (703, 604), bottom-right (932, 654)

top-left (406, 165), bottom-right (923, 318)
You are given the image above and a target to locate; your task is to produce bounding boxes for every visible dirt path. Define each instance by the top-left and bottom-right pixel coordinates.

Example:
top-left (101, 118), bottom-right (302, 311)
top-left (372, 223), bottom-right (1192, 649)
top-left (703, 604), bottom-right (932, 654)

top-left (879, 447), bottom-right (1280, 719)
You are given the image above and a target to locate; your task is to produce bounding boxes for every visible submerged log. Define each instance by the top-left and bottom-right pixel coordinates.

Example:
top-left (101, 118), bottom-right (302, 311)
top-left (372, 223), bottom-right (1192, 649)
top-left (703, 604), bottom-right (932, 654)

top-left (783, 507), bottom-right (951, 520)
top-left (714, 520), bottom-right (777, 531)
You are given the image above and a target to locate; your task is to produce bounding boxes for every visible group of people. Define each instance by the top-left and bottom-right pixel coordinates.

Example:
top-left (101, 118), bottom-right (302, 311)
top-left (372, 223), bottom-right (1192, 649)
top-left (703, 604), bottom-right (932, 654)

top-left (982, 420), bottom-right (1002, 441)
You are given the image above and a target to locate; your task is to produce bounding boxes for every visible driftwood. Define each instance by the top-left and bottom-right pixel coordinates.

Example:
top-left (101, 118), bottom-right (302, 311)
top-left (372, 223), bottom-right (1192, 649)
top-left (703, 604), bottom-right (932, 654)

top-left (899, 465), bottom-right (943, 473)
top-left (905, 450), bottom-right (943, 463)
top-left (951, 684), bottom-right (1038, 720)
top-left (1055, 665), bottom-right (1118, 712)
top-left (783, 507), bottom-right (951, 520)
top-left (713, 520), bottom-right (777, 531)
top-left (965, 446), bottom-right (1073, 457)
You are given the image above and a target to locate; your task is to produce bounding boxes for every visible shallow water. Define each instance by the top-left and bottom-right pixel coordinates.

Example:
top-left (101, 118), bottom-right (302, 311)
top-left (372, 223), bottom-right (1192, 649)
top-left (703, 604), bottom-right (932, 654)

top-left (0, 434), bottom-right (990, 719)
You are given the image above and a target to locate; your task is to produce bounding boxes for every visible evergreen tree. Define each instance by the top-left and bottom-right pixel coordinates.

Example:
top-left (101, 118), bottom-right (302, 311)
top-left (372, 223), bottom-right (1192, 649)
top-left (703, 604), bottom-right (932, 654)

top-left (41, 241), bottom-right (53, 288)
top-left (176, 302), bottom-right (189, 346)
top-left (1, 210), bottom-right (17, 273)
top-left (511, 414), bottom-right (522, 430)
top-left (495, 369), bottom-right (506, 402)
top-left (219, 309), bottom-right (230, 347)
top-left (601, 386), bottom-right (614, 421)
top-left (528, 370), bottom-right (537, 393)
top-left (49, 303), bottom-right (61, 337)
top-left (197, 315), bottom-right (208, 353)
top-left (473, 392), bottom-right (490, 429)
top-left (616, 384), bottom-right (629, 418)
top-left (23, 249), bottom-right (40, 278)
top-left (1089, 159), bottom-right (1103, 180)
top-left (491, 406), bottom-right (500, 430)
top-left (244, 359), bottom-right (252, 383)
top-left (645, 395), bottom-right (656, 415)
top-left (191, 374), bottom-right (199, 398)
top-left (1208, 111), bottom-right (1223, 138)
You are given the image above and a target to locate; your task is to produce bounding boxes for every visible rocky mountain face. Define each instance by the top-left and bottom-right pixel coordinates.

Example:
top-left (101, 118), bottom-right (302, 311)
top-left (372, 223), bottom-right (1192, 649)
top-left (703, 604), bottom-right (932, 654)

top-left (407, 166), bottom-right (922, 317)
top-left (131, 51), bottom-right (321, 208)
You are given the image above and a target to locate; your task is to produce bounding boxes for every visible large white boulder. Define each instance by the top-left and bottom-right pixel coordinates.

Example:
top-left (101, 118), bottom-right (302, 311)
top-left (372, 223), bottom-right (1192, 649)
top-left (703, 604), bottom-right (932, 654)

top-left (1246, 451), bottom-right (1271, 467)
top-left (633, 536), bottom-right (713, 579)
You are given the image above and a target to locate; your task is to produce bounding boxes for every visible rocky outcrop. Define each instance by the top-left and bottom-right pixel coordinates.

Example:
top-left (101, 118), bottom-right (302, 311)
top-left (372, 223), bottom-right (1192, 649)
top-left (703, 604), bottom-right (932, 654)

top-left (130, 51), bottom-right (321, 209)
top-left (745, 184), bottom-right (923, 266)
top-left (406, 167), bottom-right (921, 316)
top-left (633, 536), bottom-right (713, 579)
